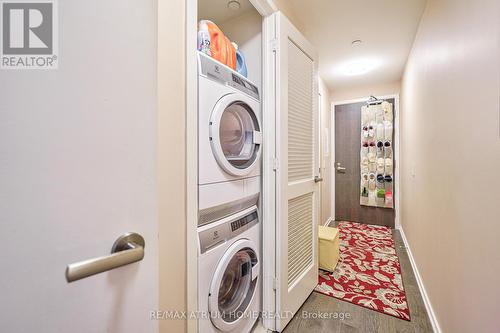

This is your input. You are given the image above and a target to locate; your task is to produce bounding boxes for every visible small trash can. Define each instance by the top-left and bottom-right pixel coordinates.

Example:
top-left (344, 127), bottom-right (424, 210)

top-left (319, 225), bottom-right (340, 272)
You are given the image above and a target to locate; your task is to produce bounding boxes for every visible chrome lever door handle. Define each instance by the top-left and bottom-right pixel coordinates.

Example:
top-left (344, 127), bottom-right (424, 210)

top-left (336, 162), bottom-right (347, 173)
top-left (66, 232), bottom-right (145, 283)
top-left (314, 176), bottom-right (323, 183)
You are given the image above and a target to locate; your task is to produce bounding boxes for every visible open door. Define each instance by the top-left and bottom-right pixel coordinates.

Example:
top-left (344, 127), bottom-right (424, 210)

top-left (271, 12), bottom-right (320, 332)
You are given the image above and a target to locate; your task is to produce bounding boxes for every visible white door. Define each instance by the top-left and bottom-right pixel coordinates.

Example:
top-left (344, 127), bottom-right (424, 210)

top-left (273, 12), bottom-right (320, 331)
top-left (0, 1), bottom-right (158, 332)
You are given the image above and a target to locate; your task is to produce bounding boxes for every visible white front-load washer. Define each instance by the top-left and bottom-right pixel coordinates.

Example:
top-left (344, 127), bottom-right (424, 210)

top-left (198, 206), bottom-right (261, 333)
top-left (198, 52), bottom-right (262, 226)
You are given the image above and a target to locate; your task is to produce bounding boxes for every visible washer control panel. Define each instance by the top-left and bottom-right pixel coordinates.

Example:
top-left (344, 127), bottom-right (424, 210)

top-left (198, 207), bottom-right (258, 254)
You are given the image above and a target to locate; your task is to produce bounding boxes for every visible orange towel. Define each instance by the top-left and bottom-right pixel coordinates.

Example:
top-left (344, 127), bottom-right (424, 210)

top-left (202, 20), bottom-right (236, 70)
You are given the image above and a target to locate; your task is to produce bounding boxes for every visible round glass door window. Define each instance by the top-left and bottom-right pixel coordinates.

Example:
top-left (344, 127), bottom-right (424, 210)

top-left (210, 246), bottom-right (258, 329)
top-left (211, 98), bottom-right (262, 176)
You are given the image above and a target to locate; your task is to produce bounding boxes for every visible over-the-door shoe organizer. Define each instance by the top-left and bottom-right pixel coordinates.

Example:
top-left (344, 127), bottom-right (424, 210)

top-left (360, 101), bottom-right (394, 208)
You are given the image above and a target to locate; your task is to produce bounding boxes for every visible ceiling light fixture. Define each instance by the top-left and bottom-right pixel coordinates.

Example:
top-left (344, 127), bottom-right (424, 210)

top-left (227, 0), bottom-right (241, 11)
top-left (341, 58), bottom-right (380, 76)
top-left (351, 39), bottom-right (363, 47)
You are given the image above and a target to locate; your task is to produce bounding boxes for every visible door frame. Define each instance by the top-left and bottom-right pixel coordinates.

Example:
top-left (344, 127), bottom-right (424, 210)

top-left (330, 94), bottom-right (401, 229)
top-left (261, 9), bottom-right (277, 333)
top-left (185, 1), bottom-right (275, 332)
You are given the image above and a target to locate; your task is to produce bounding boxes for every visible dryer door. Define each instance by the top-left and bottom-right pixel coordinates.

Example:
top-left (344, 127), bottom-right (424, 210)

top-left (209, 239), bottom-right (260, 331)
top-left (210, 94), bottom-right (262, 177)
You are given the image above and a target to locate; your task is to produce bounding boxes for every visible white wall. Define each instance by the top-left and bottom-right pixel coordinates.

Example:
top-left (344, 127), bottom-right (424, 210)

top-left (272, 0), bottom-right (304, 32)
top-left (319, 78), bottom-right (332, 224)
top-left (400, 0), bottom-right (500, 332)
top-left (0, 0), bottom-right (159, 332)
top-left (219, 10), bottom-right (263, 90)
top-left (158, 0), bottom-right (187, 332)
top-left (331, 81), bottom-right (401, 102)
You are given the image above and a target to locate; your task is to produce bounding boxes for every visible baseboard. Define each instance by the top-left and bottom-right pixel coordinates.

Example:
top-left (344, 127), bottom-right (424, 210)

top-left (324, 216), bottom-right (334, 226)
top-left (397, 225), bottom-right (442, 333)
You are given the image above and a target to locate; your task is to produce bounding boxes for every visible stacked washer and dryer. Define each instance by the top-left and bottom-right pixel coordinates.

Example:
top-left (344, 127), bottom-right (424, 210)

top-left (197, 52), bottom-right (262, 333)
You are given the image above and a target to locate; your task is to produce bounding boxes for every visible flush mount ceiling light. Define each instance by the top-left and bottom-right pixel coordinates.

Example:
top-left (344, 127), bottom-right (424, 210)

top-left (341, 58), bottom-right (380, 76)
top-left (227, 0), bottom-right (241, 11)
top-left (351, 39), bottom-right (363, 47)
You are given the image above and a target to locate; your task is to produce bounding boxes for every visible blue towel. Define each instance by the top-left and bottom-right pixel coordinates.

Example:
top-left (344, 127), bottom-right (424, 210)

top-left (236, 49), bottom-right (248, 78)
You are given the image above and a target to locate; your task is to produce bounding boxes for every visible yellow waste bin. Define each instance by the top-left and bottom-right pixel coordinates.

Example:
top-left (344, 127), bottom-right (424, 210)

top-left (319, 225), bottom-right (340, 272)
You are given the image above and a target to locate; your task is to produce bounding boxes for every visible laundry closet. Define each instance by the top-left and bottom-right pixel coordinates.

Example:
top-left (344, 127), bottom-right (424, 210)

top-left (194, 1), bottom-right (264, 333)
top-left (197, 0), bottom-right (263, 90)
top-left (190, 1), bottom-right (321, 332)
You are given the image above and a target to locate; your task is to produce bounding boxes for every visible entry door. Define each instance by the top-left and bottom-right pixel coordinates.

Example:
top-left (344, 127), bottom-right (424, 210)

top-left (335, 100), bottom-right (395, 227)
top-left (274, 12), bottom-right (320, 331)
top-left (0, 1), bottom-right (158, 332)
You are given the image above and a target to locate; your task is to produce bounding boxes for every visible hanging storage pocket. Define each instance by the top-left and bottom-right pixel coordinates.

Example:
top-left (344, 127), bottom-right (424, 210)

top-left (384, 175), bottom-right (393, 208)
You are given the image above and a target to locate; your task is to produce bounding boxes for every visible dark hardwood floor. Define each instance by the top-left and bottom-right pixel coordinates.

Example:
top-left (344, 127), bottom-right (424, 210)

top-left (282, 228), bottom-right (434, 333)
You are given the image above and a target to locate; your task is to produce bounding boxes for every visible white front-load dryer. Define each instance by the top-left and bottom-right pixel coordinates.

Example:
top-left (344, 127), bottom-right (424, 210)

top-left (198, 206), bottom-right (261, 333)
top-left (198, 52), bottom-right (262, 185)
top-left (198, 52), bottom-right (262, 226)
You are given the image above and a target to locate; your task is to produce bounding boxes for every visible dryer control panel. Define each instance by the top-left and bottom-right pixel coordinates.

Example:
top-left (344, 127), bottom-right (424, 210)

top-left (198, 52), bottom-right (260, 101)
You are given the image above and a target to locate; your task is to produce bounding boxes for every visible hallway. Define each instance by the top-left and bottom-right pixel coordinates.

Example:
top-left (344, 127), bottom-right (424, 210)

top-left (1, 0), bottom-right (499, 332)
top-left (283, 228), bottom-right (433, 333)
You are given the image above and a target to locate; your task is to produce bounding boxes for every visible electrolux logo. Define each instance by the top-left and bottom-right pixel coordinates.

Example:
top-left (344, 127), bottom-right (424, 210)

top-left (1, 0), bottom-right (58, 69)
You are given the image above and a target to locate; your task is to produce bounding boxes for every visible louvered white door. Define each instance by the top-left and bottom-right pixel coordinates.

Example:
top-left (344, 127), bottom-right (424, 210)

top-left (274, 12), bottom-right (319, 332)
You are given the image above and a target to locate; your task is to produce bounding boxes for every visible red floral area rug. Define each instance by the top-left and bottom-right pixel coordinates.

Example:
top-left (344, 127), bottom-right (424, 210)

top-left (315, 221), bottom-right (411, 321)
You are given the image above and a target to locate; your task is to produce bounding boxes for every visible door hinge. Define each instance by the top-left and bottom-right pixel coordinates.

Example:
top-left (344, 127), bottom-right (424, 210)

top-left (270, 38), bottom-right (279, 52)
top-left (272, 158), bottom-right (279, 171)
top-left (272, 277), bottom-right (278, 291)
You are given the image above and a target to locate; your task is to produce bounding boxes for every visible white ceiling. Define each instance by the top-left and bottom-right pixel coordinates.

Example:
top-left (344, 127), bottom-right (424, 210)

top-left (285, 0), bottom-right (427, 92)
top-left (198, 0), bottom-right (255, 24)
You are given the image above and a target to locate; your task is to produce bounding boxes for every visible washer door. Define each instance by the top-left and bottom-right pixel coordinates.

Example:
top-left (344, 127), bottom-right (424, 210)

top-left (210, 94), bottom-right (262, 177)
top-left (209, 239), bottom-right (259, 331)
